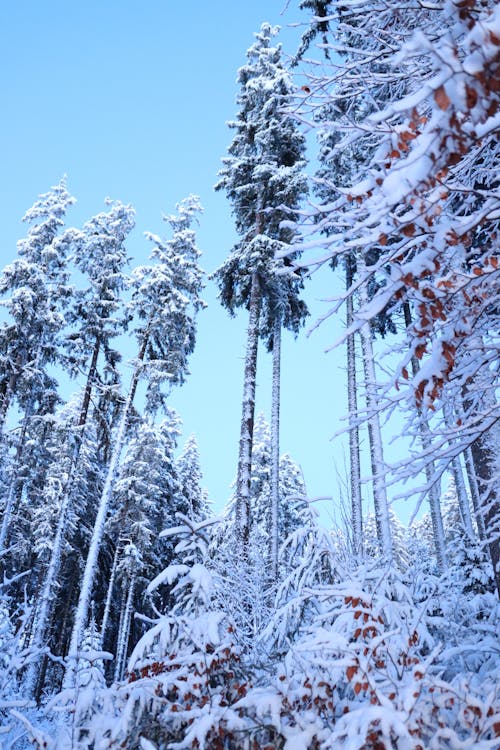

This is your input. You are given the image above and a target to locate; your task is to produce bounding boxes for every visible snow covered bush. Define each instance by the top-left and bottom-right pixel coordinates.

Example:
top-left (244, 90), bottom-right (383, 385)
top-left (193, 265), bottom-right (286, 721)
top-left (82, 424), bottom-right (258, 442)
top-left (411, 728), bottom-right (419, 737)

top-left (234, 564), bottom-right (500, 749)
top-left (81, 516), bottom-right (251, 750)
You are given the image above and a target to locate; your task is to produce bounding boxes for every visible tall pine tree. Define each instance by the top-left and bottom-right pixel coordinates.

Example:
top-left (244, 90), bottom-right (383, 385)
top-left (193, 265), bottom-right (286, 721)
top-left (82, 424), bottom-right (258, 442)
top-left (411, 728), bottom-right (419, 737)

top-left (213, 23), bottom-right (307, 554)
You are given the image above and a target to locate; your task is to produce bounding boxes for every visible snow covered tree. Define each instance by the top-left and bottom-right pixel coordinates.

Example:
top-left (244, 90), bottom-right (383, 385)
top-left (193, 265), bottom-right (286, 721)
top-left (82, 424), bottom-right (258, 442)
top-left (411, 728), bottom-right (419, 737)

top-left (294, 0), bottom-right (499, 588)
top-left (0, 178), bottom-right (74, 434)
top-left (22, 202), bottom-right (134, 700)
top-left (64, 196), bottom-right (205, 687)
top-left (104, 415), bottom-right (181, 679)
top-left (65, 198), bottom-right (134, 436)
top-left (251, 415), bottom-right (304, 572)
top-left (175, 434), bottom-right (210, 522)
top-left (87, 517), bottom-right (244, 750)
top-left (213, 23), bottom-right (308, 555)
top-left (0, 180), bottom-right (75, 554)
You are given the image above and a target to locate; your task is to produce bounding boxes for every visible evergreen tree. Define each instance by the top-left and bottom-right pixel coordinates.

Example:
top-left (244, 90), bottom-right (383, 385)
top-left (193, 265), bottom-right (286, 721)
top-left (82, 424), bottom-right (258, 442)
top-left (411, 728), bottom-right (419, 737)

top-left (65, 198), bottom-right (134, 435)
top-left (175, 434), bottom-right (210, 522)
top-left (64, 197), bottom-right (205, 688)
top-left (0, 180), bottom-right (75, 554)
top-left (105, 415), bottom-right (181, 679)
top-left (0, 178), bottom-right (74, 433)
top-left (213, 23), bottom-right (308, 554)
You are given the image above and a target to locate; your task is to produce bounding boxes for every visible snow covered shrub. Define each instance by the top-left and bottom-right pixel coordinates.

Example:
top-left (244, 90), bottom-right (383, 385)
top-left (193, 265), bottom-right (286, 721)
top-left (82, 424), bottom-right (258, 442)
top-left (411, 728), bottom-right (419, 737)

top-left (85, 516), bottom-right (251, 750)
top-left (236, 564), bottom-right (500, 749)
top-left (208, 517), bottom-right (273, 662)
top-left (260, 499), bottom-right (343, 658)
top-left (44, 617), bottom-right (112, 750)
top-left (0, 586), bottom-right (36, 738)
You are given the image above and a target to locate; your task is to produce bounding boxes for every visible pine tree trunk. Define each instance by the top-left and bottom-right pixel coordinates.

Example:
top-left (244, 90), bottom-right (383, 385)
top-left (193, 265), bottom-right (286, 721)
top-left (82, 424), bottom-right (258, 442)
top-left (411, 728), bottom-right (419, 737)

top-left (78, 337), bottom-right (101, 429)
top-left (469, 434), bottom-right (500, 597)
top-left (236, 272), bottom-right (262, 552)
top-left (346, 256), bottom-right (363, 559)
top-left (269, 314), bottom-right (281, 583)
top-left (114, 572), bottom-right (136, 682)
top-left (24, 337), bottom-right (103, 699)
top-left (463, 445), bottom-right (486, 540)
top-left (403, 302), bottom-right (447, 570)
top-left (64, 334), bottom-right (148, 689)
top-left (442, 401), bottom-right (475, 540)
top-left (100, 542), bottom-right (120, 647)
top-left (358, 266), bottom-right (392, 560)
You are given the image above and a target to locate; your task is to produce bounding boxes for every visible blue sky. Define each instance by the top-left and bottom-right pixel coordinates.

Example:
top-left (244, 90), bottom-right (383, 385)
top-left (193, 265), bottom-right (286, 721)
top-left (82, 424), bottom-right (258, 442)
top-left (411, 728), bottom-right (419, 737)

top-left (1, 1), bottom-right (415, 523)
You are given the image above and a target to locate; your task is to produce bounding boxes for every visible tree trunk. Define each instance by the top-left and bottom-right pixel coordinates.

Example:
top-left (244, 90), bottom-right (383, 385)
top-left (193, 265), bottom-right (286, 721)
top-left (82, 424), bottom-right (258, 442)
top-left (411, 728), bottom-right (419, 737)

top-left (235, 272), bottom-right (262, 553)
top-left (442, 401), bottom-right (475, 540)
top-left (114, 572), bottom-right (136, 682)
top-left (269, 313), bottom-right (281, 583)
top-left (64, 334), bottom-right (148, 689)
top-left (358, 265), bottom-right (392, 560)
top-left (470, 434), bottom-right (500, 597)
top-left (346, 256), bottom-right (363, 559)
top-left (78, 337), bottom-right (101, 429)
top-left (463, 445), bottom-right (486, 540)
top-left (403, 302), bottom-right (447, 570)
top-left (100, 542), bottom-right (120, 647)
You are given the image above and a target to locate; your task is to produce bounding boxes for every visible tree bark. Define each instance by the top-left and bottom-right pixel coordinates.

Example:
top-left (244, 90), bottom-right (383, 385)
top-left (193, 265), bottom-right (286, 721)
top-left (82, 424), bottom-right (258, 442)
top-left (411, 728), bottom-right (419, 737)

top-left (463, 445), bottom-right (486, 540)
top-left (235, 272), bottom-right (262, 553)
top-left (100, 542), bottom-right (120, 647)
top-left (358, 264), bottom-right (392, 560)
top-left (114, 572), bottom-right (136, 682)
top-left (442, 401), bottom-right (474, 540)
top-left (346, 256), bottom-right (363, 560)
top-left (470, 434), bottom-right (500, 597)
top-left (269, 313), bottom-right (281, 583)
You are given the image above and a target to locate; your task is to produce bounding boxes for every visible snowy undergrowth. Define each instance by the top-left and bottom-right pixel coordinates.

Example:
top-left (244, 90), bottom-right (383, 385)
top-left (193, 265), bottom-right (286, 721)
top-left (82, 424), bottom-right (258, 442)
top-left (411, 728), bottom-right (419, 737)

top-left (6, 517), bottom-right (498, 750)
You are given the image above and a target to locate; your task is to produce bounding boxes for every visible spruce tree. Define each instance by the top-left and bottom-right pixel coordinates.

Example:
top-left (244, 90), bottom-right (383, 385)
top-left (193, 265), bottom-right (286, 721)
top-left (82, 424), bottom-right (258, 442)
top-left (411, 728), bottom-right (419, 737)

top-left (213, 23), bottom-right (307, 554)
top-left (0, 180), bottom-right (75, 554)
top-left (64, 197), bottom-right (205, 687)
top-left (175, 435), bottom-right (210, 522)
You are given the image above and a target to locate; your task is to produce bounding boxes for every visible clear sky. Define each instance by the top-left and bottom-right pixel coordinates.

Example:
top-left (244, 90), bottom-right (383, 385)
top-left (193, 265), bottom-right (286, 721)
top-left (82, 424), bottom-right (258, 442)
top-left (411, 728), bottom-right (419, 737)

top-left (0, 1), bottom-right (415, 524)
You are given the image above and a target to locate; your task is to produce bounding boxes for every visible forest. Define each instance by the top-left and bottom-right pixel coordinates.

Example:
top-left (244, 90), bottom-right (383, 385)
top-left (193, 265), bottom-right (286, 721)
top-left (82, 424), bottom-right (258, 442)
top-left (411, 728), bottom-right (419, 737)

top-left (0, 1), bottom-right (499, 748)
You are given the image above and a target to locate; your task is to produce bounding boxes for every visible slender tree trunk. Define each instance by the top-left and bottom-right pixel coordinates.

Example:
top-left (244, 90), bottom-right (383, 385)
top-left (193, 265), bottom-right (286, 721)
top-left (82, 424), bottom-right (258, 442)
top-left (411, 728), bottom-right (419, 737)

top-left (358, 265), bottom-right (392, 560)
top-left (442, 401), bottom-right (475, 540)
top-left (403, 302), bottom-right (447, 570)
top-left (269, 314), bottom-right (281, 583)
top-left (463, 445), bottom-right (486, 540)
top-left (100, 542), bottom-right (120, 647)
top-left (64, 334), bottom-right (148, 689)
top-left (78, 337), bottom-right (101, 429)
top-left (470, 434), bottom-right (500, 597)
top-left (346, 256), bottom-right (363, 559)
top-left (114, 573), bottom-right (136, 682)
top-left (236, 273), bottom-right (262, 552)
top-left (24, 338), bottom-right (103, 699)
